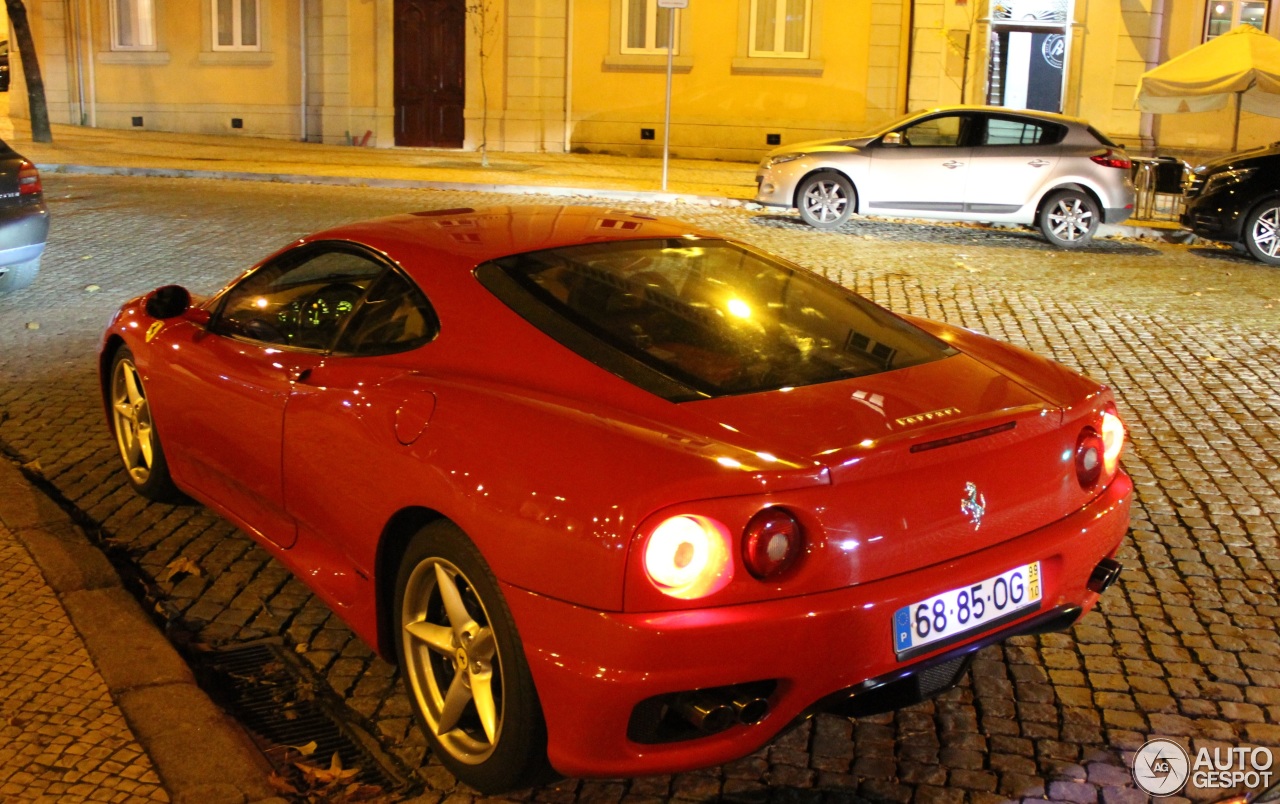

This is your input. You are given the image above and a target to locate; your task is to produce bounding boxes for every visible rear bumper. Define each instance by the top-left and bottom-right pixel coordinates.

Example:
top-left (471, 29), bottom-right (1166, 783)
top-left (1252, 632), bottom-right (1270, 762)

top-left (505, 470), bottom-right (1132, 778)
top-left (0, 202), bottom-right (49, 267)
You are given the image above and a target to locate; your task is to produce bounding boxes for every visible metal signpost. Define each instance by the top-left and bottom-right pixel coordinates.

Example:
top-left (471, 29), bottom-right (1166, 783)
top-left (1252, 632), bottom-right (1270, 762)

top-left (657, 0), bottom-right (687, 192)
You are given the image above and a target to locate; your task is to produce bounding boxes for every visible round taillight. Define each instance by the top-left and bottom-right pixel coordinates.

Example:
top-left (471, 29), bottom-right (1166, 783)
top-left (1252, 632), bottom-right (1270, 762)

top-left (742, 507), bottom-right (803, 579)
top-left (1101, 409), bottom-right (1125, 476)
top-left (1075, 427), bottom-right (1104, 489)
top-left (643, 515), bottom-right (732, 599)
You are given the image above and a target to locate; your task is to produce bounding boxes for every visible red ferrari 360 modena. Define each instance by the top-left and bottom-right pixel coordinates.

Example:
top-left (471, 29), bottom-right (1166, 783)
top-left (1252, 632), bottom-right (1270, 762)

top-left (100, 206), bottom-right (1131, 792)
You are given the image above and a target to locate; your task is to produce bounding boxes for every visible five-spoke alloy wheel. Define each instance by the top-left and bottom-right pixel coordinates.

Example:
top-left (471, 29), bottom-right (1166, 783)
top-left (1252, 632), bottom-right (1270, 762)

top-left (1244, 203), bottom-right (1280, 265)
top-left (395, 521), bottom-right (550, 793)
top-left (1039, 189), bottom-right (1100, 248)
top-left (109, 347), bottom-right (182, 501)
top-left (796, 171), bottom-right (856, 229)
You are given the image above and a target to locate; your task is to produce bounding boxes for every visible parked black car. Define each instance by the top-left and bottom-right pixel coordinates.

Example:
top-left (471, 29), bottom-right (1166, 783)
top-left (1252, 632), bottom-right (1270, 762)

top-left (0, 40), bottom-right (9, 92)
top-left (0, 138), bottom-right (49, 293)
top-left (1182, 143), bottom-right (1280, 265)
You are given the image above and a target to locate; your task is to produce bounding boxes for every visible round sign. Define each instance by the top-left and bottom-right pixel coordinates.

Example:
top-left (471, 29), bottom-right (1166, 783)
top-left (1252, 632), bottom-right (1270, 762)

top-left (1131, 738), bottom-right (1190, 797)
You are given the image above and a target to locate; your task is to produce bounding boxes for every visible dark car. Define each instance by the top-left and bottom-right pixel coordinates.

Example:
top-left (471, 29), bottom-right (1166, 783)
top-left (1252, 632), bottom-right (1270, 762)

top-left (1182, 143), bottom-right (1280, 265)
top-left (0, 40), bottom-right (9, 92)
top-left (0, 138), bottom-right (48, 293)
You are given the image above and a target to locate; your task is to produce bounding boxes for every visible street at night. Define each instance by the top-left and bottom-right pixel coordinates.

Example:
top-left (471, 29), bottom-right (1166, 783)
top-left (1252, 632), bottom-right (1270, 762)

top-left (1, 174), bottom-right (1277, 802)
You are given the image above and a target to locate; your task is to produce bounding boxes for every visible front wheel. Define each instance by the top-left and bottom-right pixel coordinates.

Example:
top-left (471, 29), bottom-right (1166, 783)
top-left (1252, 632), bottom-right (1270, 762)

top-left (1039, 189), bottom-right (1099, 248)
top-left (797, 172), bottom-right (856, 229)
top-left (109, 347), bottom-right (184, 502)
top-left (1243, 202), bottom-right (1280, 265)
top-left (395, 521), bottom-right (552, 793)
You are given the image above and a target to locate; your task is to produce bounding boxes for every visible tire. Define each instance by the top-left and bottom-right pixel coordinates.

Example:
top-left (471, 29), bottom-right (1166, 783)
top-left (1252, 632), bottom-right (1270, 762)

top-left (1243, 201), bottom-right (1280, 265)
top-left (796, 171), bottom-right (856, 229)
top-left (0, 256), bottom-right (41, 293)
top-left (1039, 189), bottom-right (1100, 248)
top-left (394, 521), bottom-right (553, 793)
top-left (109, 347), bottom-right (184, 502)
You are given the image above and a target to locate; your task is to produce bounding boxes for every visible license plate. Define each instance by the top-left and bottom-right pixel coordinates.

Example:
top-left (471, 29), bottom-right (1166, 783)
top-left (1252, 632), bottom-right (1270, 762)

top-left (893, 562), bottom-right (1042, 659)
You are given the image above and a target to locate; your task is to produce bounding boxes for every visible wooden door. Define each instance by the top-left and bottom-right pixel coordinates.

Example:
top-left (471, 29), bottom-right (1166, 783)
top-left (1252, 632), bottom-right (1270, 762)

top-left (394, 0), bottom-right (465, 148)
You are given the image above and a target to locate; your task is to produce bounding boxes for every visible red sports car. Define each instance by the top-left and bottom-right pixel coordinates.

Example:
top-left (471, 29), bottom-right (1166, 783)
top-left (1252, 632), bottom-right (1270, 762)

top-left (100, 206), bottom-right (1131, 792)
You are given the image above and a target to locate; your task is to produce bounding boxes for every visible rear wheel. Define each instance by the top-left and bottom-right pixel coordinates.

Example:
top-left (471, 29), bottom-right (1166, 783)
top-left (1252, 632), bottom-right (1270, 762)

top-left (1243, 202), bottom-right (1280, 265)
top-left (1039, 189), bottom-right (1099, 248)
top-left (0, 256), bottom-right (41, 293)
top-left (395, 521), bottom-right (552, 793)
top-left (797, 172), bottom-right (855, 229)
top-left (109, 347), bottom-right (183, 502)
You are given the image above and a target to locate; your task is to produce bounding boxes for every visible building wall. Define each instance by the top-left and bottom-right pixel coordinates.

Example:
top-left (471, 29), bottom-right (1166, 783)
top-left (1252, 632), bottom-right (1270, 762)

top-left (568, 0), bottom-right (909, 162)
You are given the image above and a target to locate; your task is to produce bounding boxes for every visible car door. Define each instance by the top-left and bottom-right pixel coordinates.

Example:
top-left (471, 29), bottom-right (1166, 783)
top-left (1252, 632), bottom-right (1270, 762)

top-left (281, 265), bottom-right (440, 609)
top-left (150, 243), bottom-right (383, 550)
top-left (963, 114), bottom-right (1063, 216)
top-left (866, 113), bottom-right (976, 216)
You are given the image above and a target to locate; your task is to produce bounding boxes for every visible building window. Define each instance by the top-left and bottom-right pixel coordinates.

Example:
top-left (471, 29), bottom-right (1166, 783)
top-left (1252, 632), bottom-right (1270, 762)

top-left (621, 0), bottom-right (678, 55)
top-left (749, 0), bottom-right (811, 58)
top-left (213, 0), bottom-right (260, 50)
top-left (111, 0), bottom-right (156, 50)
top-left (1204, 1), bottom-right (1268, 39)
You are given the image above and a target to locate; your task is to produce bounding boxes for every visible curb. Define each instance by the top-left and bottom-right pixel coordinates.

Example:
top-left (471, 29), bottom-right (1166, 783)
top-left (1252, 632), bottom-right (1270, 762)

top-left (0, 458), bottom-right (286, 804)
top-left (35, 162), bottom-right (756, 208)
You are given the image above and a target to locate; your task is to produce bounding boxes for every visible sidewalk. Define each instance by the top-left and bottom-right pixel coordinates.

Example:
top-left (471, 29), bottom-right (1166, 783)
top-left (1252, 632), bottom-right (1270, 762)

top-left (0, 459), bottom-right (281, 804)
top-left (1, 112), bottom-right (761, 204)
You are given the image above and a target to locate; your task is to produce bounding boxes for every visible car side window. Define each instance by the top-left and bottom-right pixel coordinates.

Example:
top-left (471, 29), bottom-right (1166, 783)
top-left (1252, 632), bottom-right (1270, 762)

top-left (897, 115), bottom-right (969, 147)
top-left (983, 118), bottom-right (1065, 146)
top-left (212, 248), bottom-right (383, 351)
top-left (332, 270), bottom-right (439, 356)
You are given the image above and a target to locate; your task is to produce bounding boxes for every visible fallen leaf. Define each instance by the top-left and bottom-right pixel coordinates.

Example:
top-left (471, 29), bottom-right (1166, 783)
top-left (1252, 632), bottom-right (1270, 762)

top-left (20, 460), bottom-right (42, 475)
top-left (295, 642), bottom-right (309, 654)
top-left (80, 255), bottom-right (92, 260)
top-left (295, 752), bottom-right (360, 786)
top-left (24, 322), bottom-right (39, 330)
top-left (286, 739), bottom-right (318, 756)
top-left (85, 284), bottom-right (101, 293)
top-left (267, 772), bottom-right (299, 795)
top-left (160, 556), bottom-right (204, 583)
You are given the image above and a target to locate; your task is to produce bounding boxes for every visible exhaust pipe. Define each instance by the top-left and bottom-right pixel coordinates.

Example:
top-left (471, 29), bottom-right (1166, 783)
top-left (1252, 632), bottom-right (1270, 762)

top-left (729, 694), bottom-right (770, 724)
top-left (673, 696), bottom-right (736, 734)
top-left (1088, 558), bottom-right (1123, 594)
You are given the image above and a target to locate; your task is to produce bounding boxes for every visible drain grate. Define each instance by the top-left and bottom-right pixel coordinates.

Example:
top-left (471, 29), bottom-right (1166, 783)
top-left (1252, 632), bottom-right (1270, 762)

top-left (192, 641), bottom-right (414, 792)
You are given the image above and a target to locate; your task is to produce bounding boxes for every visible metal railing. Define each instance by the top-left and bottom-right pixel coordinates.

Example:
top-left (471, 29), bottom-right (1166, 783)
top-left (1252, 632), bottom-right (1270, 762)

top-left (1130, 156), bottom-right (1190, 223)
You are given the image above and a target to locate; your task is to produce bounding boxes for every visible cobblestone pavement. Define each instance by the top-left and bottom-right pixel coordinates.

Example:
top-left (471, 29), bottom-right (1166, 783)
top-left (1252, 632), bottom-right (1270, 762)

top-left (0, 523), bottom-right (168, 802)
top-left (1, 175), bottom-right (1279, 803)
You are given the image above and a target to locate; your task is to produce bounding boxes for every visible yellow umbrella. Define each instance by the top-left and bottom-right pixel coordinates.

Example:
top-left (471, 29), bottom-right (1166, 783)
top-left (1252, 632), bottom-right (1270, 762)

top-left (1136, 25), bottom-right (1280, 149)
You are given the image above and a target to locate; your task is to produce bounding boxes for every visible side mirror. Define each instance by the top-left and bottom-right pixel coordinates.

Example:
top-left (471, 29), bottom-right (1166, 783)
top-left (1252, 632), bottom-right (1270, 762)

top-left (145, 285), bottom-right (192, 319)
top-left (881, 132), bottom-right (904, 146)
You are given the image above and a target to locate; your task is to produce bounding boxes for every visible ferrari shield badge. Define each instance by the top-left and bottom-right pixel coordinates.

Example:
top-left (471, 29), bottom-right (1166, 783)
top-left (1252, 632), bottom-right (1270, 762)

top-left (145, 321), bottom-right (165, 343)
top-left (961, 482), bottom-right (986, 530)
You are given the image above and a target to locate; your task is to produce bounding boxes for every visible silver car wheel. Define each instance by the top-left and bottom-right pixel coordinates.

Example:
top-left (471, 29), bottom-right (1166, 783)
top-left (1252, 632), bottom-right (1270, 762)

top-left (1245, 204), bottom-right (1280, 264)
top-left (111, 357), bottom-right (156, 485)
top-left (1039, 189), bottom-right (1099, 249)
top-left (1048, 197), bottom-right (1094, 242)
top-left (400, 557), bottom-right (504, 765)
top-left (796, 172), bottom-right (855, 229)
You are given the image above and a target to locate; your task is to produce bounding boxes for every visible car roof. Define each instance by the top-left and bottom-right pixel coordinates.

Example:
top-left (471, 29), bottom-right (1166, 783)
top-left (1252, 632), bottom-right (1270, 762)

top-left (303, 205), bottom-right (715, 275)
top-left (919, 105), bottom-right (1090, 128)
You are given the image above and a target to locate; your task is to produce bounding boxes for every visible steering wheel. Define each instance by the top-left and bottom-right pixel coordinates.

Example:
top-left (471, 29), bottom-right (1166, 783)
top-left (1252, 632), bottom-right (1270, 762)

top-left (293, 282), bottom-right (365, 347)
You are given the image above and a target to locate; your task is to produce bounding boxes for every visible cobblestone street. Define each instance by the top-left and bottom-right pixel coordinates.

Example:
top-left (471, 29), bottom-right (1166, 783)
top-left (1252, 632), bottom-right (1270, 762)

top-left (1, 175), bottom-right (1278, 803)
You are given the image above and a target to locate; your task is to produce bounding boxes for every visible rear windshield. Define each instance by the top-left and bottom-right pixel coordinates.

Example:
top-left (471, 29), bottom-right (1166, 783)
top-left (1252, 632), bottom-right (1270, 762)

top-left (477, 238), bottom-right (955, 400)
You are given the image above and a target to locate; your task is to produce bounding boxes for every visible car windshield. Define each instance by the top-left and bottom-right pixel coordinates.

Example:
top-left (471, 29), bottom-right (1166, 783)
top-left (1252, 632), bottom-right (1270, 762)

top-left (480, 238), bottom-right (955, 400)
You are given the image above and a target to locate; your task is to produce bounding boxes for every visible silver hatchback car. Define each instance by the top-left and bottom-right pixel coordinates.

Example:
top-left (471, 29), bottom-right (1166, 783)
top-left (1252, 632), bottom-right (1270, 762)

top-left (755, 106), bottom-right (1135, 248)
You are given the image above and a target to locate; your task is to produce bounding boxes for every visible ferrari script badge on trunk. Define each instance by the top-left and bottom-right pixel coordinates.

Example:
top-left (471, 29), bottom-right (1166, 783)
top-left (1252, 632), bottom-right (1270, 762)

top-left (961, 482), bottom-right (986, 530)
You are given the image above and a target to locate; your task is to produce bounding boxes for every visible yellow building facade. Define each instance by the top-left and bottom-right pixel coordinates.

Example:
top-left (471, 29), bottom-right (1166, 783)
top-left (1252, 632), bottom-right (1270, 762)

top-left (9, 1), bottom-right (1279, 161)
